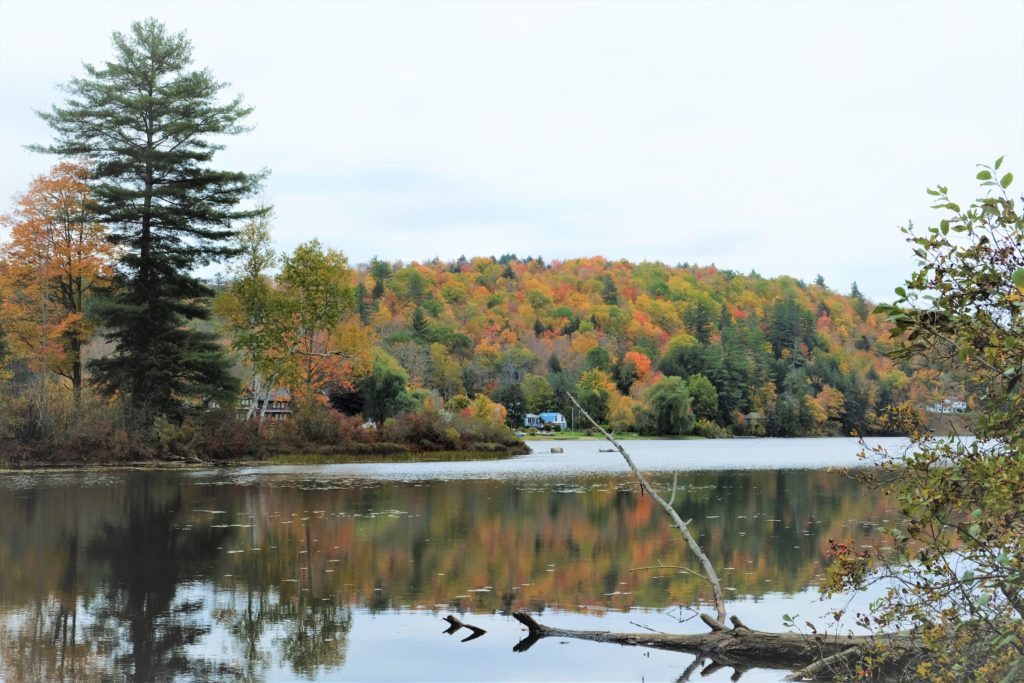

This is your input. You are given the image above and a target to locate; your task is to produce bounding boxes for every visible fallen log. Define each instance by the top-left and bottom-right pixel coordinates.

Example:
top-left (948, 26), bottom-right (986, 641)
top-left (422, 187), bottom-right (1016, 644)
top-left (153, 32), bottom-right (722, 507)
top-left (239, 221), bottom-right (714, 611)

top-left (512, 612), bottom-right (913, 675)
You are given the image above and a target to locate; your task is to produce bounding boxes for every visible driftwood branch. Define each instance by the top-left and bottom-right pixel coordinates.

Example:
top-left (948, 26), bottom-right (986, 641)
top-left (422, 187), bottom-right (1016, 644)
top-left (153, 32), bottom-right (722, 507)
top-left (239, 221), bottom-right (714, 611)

top-left (567, 392), bottom-right (728, 623)
top-left (512, 612), bottom-right (908, 675)
top-left (442, 614), bottom-right (487, 642)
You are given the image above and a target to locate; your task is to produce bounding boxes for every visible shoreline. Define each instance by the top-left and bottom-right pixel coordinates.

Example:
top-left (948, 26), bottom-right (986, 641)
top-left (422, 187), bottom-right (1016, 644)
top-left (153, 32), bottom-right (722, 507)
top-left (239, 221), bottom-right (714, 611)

top-left (0, 448), bottom-right (524, 472)
top-left (0, 432), bottom-right (951, 472)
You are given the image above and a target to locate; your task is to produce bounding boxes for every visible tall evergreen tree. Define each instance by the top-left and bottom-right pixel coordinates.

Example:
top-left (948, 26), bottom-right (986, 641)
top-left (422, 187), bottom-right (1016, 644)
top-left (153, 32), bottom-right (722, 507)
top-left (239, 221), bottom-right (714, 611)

top-left (849, 281), bottom-right (869, 320)
top-left (411, 307), bottom-right (431, 341)
top-left (34, 19), bottom-right (266, 427)
top-left (369, 257), bottom-right (391, 299)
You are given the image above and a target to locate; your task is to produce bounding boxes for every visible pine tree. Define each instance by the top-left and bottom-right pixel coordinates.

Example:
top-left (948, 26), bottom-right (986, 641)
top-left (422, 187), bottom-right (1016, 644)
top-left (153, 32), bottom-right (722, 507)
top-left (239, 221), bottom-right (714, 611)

top-left (369, 257), bottom-right (391, 299)
top-left (850, 281), bottom-right (869, 320)
top-left (411, 307), bottom-right (431, 341)
top-left (34, 19), bottom-right (266, 427)
top-left (600, 274), bottom-right (619, 305)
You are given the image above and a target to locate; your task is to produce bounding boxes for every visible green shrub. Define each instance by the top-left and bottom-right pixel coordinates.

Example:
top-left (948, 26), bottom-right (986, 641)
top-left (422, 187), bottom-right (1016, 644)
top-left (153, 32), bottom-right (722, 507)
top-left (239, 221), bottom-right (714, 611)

top-left (692, 418), bottom-right (730, 439)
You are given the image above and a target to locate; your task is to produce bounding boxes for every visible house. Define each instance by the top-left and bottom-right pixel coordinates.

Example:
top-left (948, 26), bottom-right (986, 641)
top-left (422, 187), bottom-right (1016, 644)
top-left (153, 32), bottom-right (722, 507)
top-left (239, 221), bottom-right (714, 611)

top-left (926, 398), bottom-right (968, 414)
top-left (524, 413), bottom-right (543, 429)
top-left (238, 388), bottom-right (293, 421)
top-left (743, 411), bottom-right (764, 428)
top-left (538, 412), bottom-right (568, 431)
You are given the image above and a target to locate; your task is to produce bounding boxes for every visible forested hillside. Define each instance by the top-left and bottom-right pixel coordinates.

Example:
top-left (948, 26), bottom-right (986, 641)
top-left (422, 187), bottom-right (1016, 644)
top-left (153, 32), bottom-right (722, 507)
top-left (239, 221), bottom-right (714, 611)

top-left (324, 254), bottom-right (938, 436)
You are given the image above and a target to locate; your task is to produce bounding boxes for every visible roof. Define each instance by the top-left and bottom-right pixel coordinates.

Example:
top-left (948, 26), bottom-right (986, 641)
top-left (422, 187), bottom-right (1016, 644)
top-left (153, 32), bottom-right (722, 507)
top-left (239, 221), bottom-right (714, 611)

top-left (241, 387), bottom-right (292, 402)
top-left (539, 412), bottom-right (565, 421)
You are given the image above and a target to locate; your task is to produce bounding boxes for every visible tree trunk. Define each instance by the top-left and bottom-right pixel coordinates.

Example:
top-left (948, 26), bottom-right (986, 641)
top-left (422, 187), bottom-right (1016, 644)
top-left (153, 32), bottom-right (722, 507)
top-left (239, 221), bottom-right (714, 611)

top-left (245, 373), bottom-right (262, 421)
top-left (258, 384), bottom-right (274, 426)
top-left (70, 336), bottom-right (81, 405)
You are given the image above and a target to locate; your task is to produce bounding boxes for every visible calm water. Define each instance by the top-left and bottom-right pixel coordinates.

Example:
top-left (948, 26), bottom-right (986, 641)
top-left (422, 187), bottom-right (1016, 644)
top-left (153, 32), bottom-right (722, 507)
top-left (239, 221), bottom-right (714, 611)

top-left (0, 438), bottom-right (904, 682)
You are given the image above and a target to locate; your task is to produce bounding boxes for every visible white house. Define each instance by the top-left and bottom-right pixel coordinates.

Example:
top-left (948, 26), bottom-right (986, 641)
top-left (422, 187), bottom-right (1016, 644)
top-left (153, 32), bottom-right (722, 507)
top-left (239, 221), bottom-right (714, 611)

top-left (524, 413), bottom-right (543, 429)
top-left (926, 398), bottom-right (968, 414)
top-left (538, 412), bottom-right (568, 431)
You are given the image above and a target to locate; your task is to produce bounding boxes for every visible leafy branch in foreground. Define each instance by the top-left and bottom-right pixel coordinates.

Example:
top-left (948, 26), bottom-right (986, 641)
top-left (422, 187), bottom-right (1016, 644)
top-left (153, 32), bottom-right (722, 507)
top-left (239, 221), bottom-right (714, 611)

top-left (827, 158), bottom-right (1024, 681)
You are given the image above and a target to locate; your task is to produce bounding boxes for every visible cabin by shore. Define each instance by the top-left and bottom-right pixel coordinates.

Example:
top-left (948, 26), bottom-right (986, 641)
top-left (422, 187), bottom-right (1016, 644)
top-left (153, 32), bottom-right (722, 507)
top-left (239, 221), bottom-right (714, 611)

top-left (238, 388), bottom-right (293, 421)
top-left (525, 412), bottom-right (568, 431)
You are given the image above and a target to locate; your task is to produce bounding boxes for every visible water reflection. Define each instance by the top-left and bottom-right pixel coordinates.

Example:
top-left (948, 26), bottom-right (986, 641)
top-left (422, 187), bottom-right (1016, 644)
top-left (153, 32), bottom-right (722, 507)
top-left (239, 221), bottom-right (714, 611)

top-left (0, 467), bottom-right (892, 681)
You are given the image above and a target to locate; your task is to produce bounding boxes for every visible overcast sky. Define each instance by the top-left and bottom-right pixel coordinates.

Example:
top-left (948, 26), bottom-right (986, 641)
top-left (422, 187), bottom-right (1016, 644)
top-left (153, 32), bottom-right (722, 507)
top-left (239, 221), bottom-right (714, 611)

top-left (2, 0), bottom-right (1022, 302)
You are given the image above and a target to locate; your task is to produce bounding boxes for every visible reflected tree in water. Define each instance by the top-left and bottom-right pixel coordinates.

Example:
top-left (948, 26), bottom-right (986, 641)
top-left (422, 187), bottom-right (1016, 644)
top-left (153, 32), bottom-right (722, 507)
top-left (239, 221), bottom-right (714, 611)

top-left (213, 517), bottom-right (352, 680)
top-left (85, 485), bottom-right (234, 681)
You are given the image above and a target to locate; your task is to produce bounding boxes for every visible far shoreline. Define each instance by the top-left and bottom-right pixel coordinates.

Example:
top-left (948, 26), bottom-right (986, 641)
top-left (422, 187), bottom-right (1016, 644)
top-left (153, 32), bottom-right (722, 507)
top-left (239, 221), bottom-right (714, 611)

top-left (0, 431), bottom-right (964, 472)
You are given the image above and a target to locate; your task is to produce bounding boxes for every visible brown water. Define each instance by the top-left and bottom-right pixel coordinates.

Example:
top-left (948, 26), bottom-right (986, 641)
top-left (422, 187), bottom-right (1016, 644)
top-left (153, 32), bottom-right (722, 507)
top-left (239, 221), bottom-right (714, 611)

top-left (0, 438), bottom-right (902, 682)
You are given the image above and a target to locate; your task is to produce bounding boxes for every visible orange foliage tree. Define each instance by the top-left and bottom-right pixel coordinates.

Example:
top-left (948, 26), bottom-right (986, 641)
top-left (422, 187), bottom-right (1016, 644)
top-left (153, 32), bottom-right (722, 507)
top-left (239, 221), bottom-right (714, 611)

top-left (0, 163), bottom-right (113, 401)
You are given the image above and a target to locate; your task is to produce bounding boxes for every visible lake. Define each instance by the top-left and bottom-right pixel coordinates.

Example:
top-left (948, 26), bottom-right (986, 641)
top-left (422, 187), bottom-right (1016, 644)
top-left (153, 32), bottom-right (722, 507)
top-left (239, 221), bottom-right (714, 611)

top-left (0, 437), bottom-right (905, 682)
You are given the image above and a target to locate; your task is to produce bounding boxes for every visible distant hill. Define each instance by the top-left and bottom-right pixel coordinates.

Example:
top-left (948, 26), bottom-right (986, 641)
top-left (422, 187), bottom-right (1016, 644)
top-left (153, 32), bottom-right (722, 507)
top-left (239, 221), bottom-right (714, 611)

top-left (351, 255), bottom-right (939, 436)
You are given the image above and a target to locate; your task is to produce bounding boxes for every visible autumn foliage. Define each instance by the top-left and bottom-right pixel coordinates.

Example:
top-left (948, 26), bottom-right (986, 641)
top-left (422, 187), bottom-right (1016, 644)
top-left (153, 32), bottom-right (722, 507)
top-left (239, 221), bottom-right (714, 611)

top-left (0, 162), bottom-right (112, 399)
top-left (343, 254), bottom-right (936, 436)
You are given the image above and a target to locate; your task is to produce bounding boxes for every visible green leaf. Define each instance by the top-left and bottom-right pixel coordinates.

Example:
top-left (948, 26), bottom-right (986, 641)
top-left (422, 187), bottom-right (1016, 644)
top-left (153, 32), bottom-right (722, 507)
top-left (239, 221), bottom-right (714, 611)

top-left (995, 155), bottom-right (1005, 170)
top-left (1012, 268), bottom-right (1024, 289)
top-left (969, 523), bottom-right (981, 538)
top-left (977, 170), bottom-right (992, 180)
top-left (963, 570), bottom-right (975, 582)
top-left (978, 594), bottom-right (991, 607)
top-left (997, 552), bottom-right (1011, 565)
top-left (971, 508), bottom-right (983, 520)
top-left (894, 287), bottom-right (907, 298)
top-left (1001, 173), bottom-right (1013, 189)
